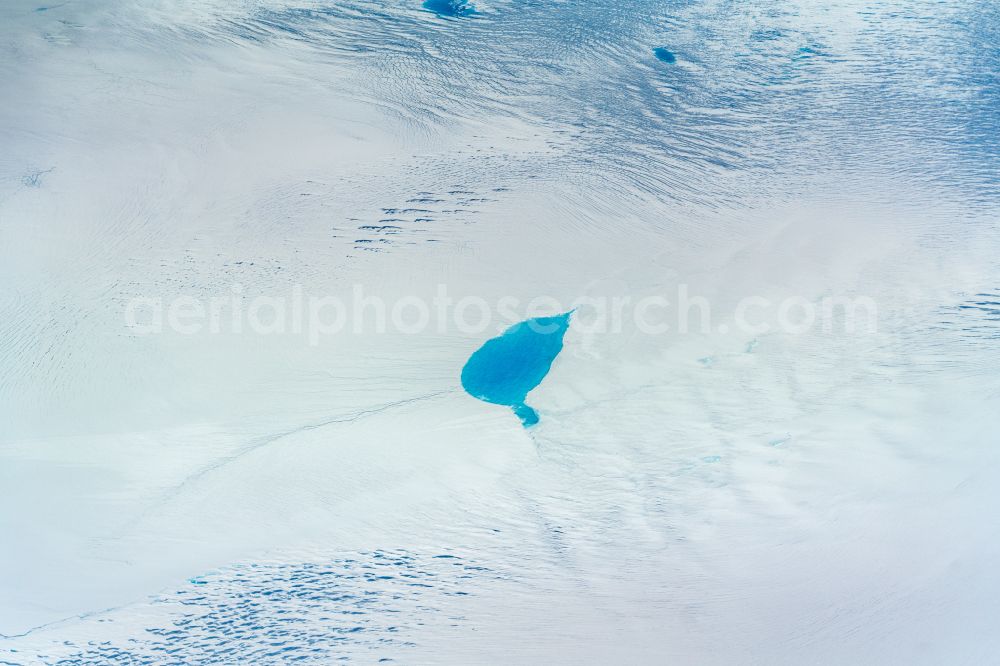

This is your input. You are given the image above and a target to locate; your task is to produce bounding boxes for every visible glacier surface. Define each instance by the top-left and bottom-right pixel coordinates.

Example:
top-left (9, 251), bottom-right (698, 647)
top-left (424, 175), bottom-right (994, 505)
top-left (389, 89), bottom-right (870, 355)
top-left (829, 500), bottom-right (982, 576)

top-left (1, 0), bottom-right (999, 663)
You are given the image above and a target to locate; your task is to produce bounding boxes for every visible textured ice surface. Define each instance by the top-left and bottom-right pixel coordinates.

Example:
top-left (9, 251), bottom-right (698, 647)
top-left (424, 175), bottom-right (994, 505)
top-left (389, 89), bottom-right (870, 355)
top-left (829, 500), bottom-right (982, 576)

top-left (461, 313), bottom-right (571, 426)
top-left (1, 550), bottom-right (503, 664)
top-left (1, 0), bottom-right (1000, 663)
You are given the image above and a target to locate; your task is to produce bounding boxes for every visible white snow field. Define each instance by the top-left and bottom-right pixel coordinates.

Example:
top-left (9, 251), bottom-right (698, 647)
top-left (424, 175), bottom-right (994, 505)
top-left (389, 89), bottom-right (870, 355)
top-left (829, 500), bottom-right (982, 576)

top-left (1, 0), bottom-right (999, 663)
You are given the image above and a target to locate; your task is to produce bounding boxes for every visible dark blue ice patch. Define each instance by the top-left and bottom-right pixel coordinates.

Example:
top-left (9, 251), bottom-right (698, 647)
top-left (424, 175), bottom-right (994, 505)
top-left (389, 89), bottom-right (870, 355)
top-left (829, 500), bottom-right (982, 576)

top-left (461, 312), bottom-right (572, 427)
top-left (653, 47), bottom-right (677, 64)
top-left (423, 0), bottom-right (476, 17)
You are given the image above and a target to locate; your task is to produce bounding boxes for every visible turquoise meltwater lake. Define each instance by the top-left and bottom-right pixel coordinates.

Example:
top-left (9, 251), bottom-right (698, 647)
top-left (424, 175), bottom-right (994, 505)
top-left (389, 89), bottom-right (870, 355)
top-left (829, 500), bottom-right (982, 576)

top-left (461, 312), bottom-right (572, 427)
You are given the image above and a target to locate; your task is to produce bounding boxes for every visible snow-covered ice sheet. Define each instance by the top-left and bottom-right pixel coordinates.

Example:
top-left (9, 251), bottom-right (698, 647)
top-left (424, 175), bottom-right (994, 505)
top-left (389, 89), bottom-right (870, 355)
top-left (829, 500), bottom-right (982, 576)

top-left (1, 0), bottom-right (999, 663)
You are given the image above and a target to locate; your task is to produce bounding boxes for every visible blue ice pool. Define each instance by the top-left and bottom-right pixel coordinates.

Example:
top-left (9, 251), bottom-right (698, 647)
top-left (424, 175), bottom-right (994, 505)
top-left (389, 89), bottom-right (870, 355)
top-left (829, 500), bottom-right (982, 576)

top-left (423, 0), bottom-right (476, 17)
top-left (653, 47), bottom-right (677, 63)
top-left (461, 312), bottom-right (572, 427)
